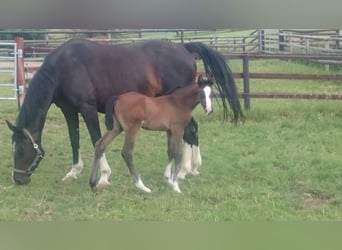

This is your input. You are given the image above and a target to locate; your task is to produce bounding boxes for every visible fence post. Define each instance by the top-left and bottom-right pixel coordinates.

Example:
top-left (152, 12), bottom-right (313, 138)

top-left (15, 37), bottom-right (26, 110)
top-left (325, 42), bottom-right (330, 72)
top-left (336, 30), bottom-right (340, 49)
top-left (279, 29), bottom-right (285, 52)
top-left (258, 29), bottom-right (265, 52)
top-left (242, 54), bottom-right (250, 110)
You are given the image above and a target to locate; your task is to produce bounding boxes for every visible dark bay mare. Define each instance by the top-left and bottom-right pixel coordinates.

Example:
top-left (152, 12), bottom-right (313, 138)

top-left (6, 38), bottom-right (243, 185)
top-left (90, 76), bottom-right (214, 193)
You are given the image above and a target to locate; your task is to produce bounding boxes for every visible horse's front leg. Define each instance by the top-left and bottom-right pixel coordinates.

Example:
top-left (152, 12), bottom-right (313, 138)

top-left (61, 109), bottom-right (84, 182)
top-left (178, 117), bottom-right (202, 179)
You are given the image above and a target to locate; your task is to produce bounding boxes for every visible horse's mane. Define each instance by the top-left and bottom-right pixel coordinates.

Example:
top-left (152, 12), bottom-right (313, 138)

top-left (16, 61), bottom-right (56, 130)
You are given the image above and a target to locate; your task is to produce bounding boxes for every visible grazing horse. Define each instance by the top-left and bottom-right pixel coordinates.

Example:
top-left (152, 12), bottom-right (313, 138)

top-left (89, 76), bottom-right (214, 193)
top-left (6, 38), bottom-right (243, 185)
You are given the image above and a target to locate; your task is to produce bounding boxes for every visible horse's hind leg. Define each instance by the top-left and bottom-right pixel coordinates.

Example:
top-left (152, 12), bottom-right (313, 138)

top-left (121, 129), bottom-right (151, 193)
top-left (61, 109), bottom-right (84, 182)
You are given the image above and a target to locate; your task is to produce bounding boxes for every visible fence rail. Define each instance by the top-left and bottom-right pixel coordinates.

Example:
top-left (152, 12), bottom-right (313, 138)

top-left (1, 30), bottom-right (342, 109)
top-left (196, 53), bottom-right (342, 109)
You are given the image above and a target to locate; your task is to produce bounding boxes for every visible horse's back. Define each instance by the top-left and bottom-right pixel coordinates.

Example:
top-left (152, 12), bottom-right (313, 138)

top-left (42, 39), bottom-right (197, 113)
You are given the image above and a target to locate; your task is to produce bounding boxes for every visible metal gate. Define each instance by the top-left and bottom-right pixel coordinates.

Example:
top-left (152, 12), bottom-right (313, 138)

top-left (0, 42), bottom-right (17, 100)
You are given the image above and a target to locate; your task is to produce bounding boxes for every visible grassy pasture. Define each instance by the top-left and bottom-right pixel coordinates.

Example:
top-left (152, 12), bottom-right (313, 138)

top-left (0, 58), bottom-right (342, 221)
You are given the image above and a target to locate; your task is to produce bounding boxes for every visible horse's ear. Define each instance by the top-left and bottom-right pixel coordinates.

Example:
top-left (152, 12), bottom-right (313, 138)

top-left (197, 75), bottom-right (204, 84)
top-left (6, 120), bottom-right (19, 133)
top-left (197, 75), bottom-right (205, 86)
top-left (208, 76), bottom-right (215, 86)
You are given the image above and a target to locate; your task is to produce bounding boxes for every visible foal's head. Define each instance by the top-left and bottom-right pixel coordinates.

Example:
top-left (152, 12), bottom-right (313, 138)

top-left (197, 75), bottom-right (214, 115)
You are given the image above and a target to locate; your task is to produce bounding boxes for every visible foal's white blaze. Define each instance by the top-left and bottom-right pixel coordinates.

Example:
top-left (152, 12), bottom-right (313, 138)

top-left (203, 86), bottom-right (213, 114)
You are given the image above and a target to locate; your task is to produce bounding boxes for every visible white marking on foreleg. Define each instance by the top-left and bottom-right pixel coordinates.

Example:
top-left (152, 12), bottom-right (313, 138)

top-left (61, 151), bottom-right (84, 182)
top-left (135, 177), bottom-right (152, 193)
top-left (171, 180), bottom-right (181, 193)
top-left (164, 161), bottom-right (172, 179)
top-left (96, 154), bottom-right (112, 189)
top-left (191, 145), bottom-right (201, 176)
top-left (177, 142), bottom-right (192, 179)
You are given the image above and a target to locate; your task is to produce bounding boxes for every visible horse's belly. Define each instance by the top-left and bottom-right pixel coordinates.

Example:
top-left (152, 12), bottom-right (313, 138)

top-left (141, 120), bottom-right (169, 131)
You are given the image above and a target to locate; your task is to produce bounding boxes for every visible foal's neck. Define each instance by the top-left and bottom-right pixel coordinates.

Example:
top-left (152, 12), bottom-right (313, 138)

top-left (173, 83), bottom-right (201, 110)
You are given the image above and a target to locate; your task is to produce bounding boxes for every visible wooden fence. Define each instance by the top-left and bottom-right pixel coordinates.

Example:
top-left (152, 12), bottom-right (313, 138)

top-left (220, 53), bottom-right (342, 109)
top-left (2, 29), bottom-right (341, 58)
top-left (2, 31), bottom-right (342, 110)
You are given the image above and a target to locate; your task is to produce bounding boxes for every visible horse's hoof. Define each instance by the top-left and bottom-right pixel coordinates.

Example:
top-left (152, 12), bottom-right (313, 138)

top-left (135, 179), bottom-right (152, 193)
top-left (96, 180), bottom-right (111, 191)
top-left (140, 187), bottom-right (152, 193)
top-left (61, 174), bottom-right (77, 182)
top-left (172, 184), bottom-right (182, 193)
top-left (190, 170), bottom-right (200, 176)
top-left (177, 170), bottom-right (187, 180)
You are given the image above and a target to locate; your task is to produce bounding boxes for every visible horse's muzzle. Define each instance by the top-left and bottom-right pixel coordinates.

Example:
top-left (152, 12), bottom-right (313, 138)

top-left (205, 108), bottom-right (213, 115)
top-left (13, 173), bottom-right (31, 185)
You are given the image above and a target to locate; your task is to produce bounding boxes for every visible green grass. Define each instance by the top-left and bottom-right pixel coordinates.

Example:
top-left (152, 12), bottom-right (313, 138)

top-left (1, 59), bottom-right (342, 221)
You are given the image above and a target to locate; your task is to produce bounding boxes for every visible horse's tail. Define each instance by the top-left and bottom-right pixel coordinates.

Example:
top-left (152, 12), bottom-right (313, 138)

top-left (183, 42), bottom-right (244, 122)
top-left (105, 96), bottom-right (119, 130)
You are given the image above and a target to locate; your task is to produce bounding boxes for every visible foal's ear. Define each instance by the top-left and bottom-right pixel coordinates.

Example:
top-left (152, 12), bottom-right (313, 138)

top-left (197, 75), bottom-right (214, 87)
top-left (6, 120), bottom-right (20, 133)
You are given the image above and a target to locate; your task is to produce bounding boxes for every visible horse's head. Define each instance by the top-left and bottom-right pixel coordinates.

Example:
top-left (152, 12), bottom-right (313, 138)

top-left (197, 75), bottom-right (214, 115)
top-left (6, 120), bottom-right (44, 185)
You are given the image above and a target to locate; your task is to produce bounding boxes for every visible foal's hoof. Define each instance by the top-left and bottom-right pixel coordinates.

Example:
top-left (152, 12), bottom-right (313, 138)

top-left (135, 179), bottom-right (152, 193)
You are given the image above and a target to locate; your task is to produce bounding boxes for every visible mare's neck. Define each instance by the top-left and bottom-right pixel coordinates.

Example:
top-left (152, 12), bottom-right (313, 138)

top-left (16, 68), bottom-right (55, 142)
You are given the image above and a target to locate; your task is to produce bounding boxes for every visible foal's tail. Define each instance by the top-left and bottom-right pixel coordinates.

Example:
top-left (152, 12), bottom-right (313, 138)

top-left (183, 42), bottom-right (244, 122)
top-left (105, 96), bottom-right (119, 130)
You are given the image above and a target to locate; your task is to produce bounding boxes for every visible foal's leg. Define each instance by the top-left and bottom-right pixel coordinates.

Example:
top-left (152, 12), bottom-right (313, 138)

top-left (61, 109), bottom-right (84, 181)
top-left (164, 132), bottom-right (174, 181)
top-left (81, 105), bottom-right (112, 184)
top-left (167, 131), bottom-right (183, 193)
top-left (89, 126), bottom-right (122, 191)
top-left (121, 128), bottom-right (151, 193)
